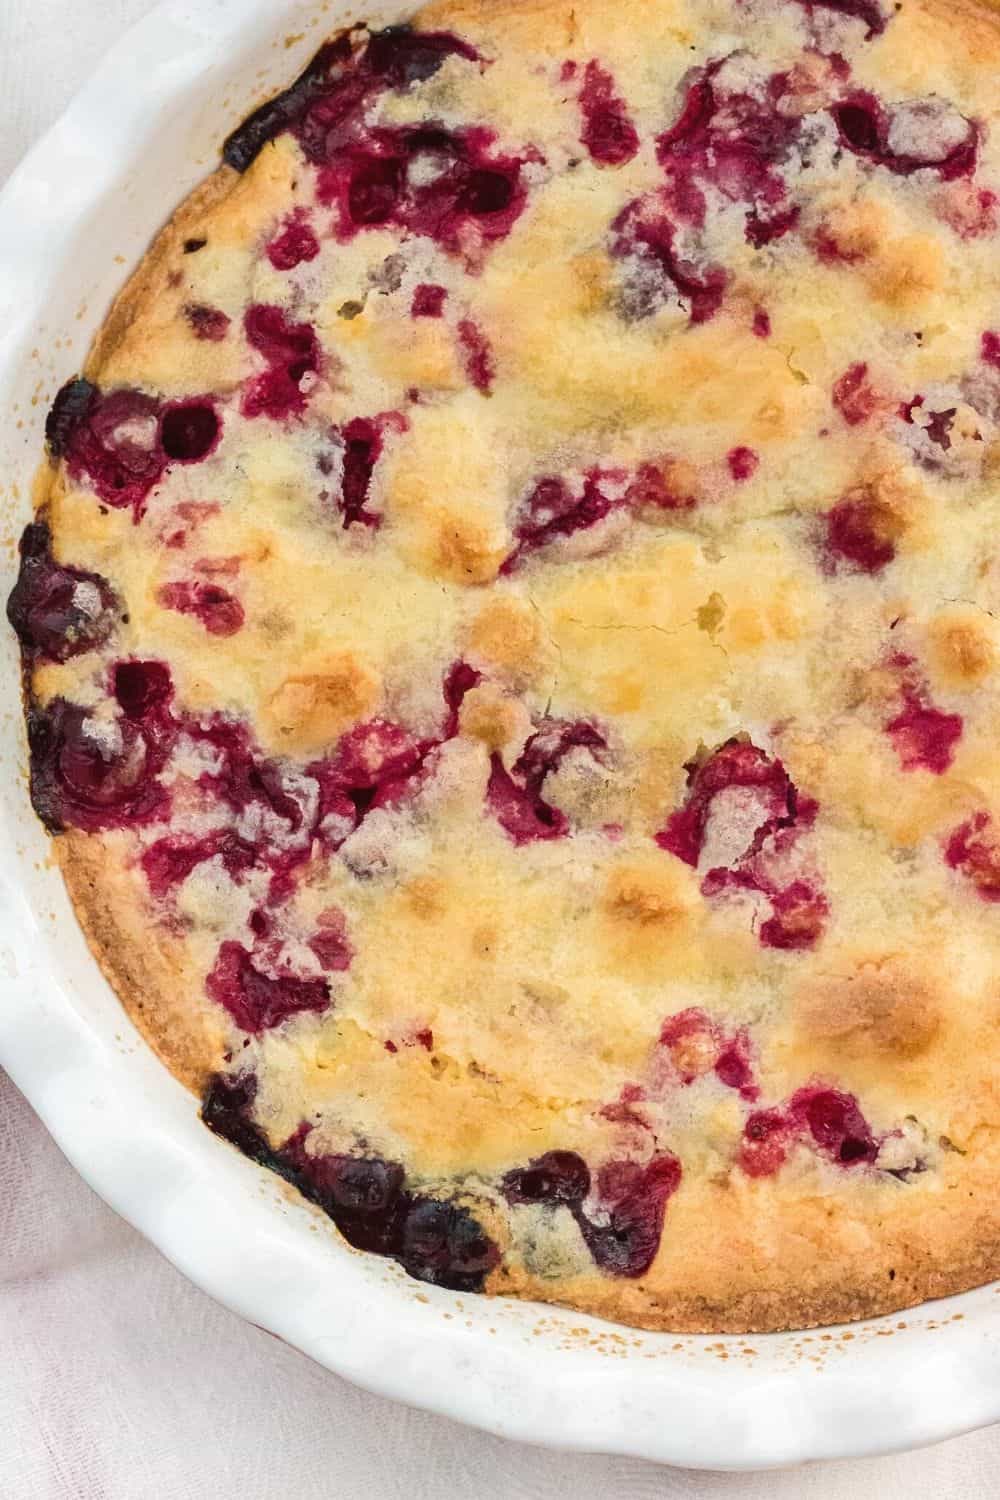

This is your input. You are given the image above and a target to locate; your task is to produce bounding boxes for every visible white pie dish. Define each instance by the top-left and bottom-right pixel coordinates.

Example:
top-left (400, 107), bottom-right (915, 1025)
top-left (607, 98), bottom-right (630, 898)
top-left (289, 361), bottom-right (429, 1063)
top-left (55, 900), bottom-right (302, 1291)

top-left (3, 0), bottom-right (1000, 1470)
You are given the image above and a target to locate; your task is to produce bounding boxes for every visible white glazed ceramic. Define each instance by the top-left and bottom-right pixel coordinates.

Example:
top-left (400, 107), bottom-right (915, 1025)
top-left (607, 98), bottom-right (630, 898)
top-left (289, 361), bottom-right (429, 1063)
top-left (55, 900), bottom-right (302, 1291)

top-left (3, 0), bottom-right (1000, 1469)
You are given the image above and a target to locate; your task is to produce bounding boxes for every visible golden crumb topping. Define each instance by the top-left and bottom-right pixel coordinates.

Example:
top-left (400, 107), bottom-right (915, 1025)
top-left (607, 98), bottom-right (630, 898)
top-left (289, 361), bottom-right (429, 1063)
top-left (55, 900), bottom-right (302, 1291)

top-left (12, 0), bottom-right (1000, 1330)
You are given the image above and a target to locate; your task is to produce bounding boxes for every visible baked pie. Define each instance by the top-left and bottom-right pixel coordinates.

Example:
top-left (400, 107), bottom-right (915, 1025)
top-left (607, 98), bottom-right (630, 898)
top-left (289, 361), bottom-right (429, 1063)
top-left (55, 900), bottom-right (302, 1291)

top-left (11, 0), bottom-right (1000, 1331)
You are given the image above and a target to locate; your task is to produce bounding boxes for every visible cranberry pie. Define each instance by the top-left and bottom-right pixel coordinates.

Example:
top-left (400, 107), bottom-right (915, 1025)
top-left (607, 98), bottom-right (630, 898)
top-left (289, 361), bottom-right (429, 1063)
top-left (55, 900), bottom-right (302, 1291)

top-left (11, 0), bottom-right (1000, 1332)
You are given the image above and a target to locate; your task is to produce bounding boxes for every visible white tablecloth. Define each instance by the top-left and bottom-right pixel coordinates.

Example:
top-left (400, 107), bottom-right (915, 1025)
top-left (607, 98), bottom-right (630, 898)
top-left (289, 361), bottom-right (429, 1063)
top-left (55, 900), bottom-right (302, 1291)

top-left (3, 3), bottom-right (1000, 1493)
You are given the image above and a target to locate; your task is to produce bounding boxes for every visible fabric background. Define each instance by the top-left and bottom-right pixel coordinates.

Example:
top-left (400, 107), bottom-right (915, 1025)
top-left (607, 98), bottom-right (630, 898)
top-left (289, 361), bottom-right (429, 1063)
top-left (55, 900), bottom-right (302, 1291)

top-left (2, 2), bottom-right (999, 1493)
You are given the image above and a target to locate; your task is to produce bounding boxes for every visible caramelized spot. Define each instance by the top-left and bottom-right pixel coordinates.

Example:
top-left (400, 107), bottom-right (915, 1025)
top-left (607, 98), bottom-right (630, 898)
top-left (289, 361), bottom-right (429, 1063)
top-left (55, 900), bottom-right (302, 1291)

top-left (795, 959), bottom-right (941, 1060)
top-left (426, 513), bottom-right (506, 585)
top-left (604, 859), bottom-right (697, 929)
top-left (458, 684), bottom-right (529, 752)
top-left (928, 609), bottom-right (995, 688)
top-left (468, 596), bottom-right (542, 678)
top-left (263, 652), bottom-right (382, 754)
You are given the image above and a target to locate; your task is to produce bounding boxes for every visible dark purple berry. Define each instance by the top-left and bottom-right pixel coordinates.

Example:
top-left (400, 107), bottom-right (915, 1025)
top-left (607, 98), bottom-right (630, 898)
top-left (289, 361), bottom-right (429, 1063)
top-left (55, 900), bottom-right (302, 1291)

top-left (503, 1150), bottom-right (591, 1205)
top-left (27, 697), bottom-right (170, 833)
top-left (160, 401), bottom-right (221, 463)
top-left (7, 521), bottom-right (118, 662)
top-left (113, 659), bottom-right (173, 719)
top-left (400, 1198), bottom-right (500, 1292)
top-left (205, 940), bottom-right (330, 1032)
top-left (45, 377), bottom-right (98, 457)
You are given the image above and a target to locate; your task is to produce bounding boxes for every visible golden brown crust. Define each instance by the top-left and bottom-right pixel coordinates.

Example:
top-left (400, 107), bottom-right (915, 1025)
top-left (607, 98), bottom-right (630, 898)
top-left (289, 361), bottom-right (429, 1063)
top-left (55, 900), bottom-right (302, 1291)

top-left (85, 168), bottom-right (241, 382)
top-left (57, 834), bottom-right (226, 1093)
top-left (16, 0), bottom-right (1000, 1332)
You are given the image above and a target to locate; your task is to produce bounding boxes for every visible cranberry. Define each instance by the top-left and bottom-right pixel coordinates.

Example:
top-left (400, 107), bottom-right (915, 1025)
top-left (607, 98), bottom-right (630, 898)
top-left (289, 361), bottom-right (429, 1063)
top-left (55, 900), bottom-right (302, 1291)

top-left (27, 698), bottom-right (170, 833)
top-left (740, 1086), bottom-right (879, 1176)
top-left (201, 1073), bottom-right (284, 1170)
top-left (7, 521), bottom-right (118, 662)
top-left (655, 65), bottom-right (718, 176)
top-left (610, 193), bottom-right (726, 324)
top-left (834, 96), bottom-right (883, 153)
top-left (832, 362), bottom-right (879, 426)
top-left (329, 1188), bottom-right (412, 1256)
top-left (206, 1090), bottom-right (497, 1290)
top-left (886, 694), bottom-right (962, 774)
top-left (62, 388), bottom-right (166, 518)
top-left (442, 658), bottom-right (482, 736)
top-left (266, 210), bottom-right (321, 270)
top-left (758, 880), bottom-right (829, 949)
top-left (411, 283), bottom-right (447, 317)
top-left (715, 1040), bottom-right (756, 1094)
top-left (349, 156), bottom-right (404, 223)
top-left (658, 739), bottom-right (826, 950)
top-left (727, 446), bottom-right (758, 481)
top-left (745, 204), bottom-right (800, 248)
top-left (308, 717), bottom-right (433, 839)
top-left (363, 25), bottom-right (478, 88)
top-left (160, 401), bottom-right (221, 463)
top-left (141, 829), bottom-right (256, 897)
top-left (185, 304), bottom-right (231, 341)
top-left (309, 907), bottom-right (354, 970)
top-left (282, 1130), bottom-right (410, 1251)
top-left (739, 1107), bottom-right (791, 1177)
top-left (454, 166), bottom-right (517, 216)
top-left (224, 35), bottom-right (356, 171)
top-left (224, 24), bottom-right (481, 174)
top-left (503, 1150), bottom-right (591, 1205)
top-left (457, 319), bottom-right (494, 393)
top-left (487, 755), bottom-right (567, 843)
top-left (656, 738), bottom-right (796, 868)
top-left (655, 60), bottom-right (802, 239)
top-left (45, 377), bottom-right (98, 457)
top-left (625, 462), bottom-right (696, 511)
top-left (945, 813), bottom-right (1000, 901)
top-left (577, 1154), bottom-right (681, 1277)
top-left (53, 385), bottom-right (219, 516)
top-left (192, 718), bottom-right (309, 838)
top-left (832, 91), bottom-right (978, 179)
top-left (487, 719), bottom-right (607, 844)
top-left (503, 472), bottom-right (618, 571)
top-left (400, 1199), bottom-right (500, 1291)
top-left (790, 1086), bottom-right (879, 1165)
top-left (577, 60), bottom-right (639, 166)
top-left (329, 412), bottom-right (406, 529)
top-left (113, 659), bottom-right (173, 719)
top-left (299, 1148), bottom-right (406, 1217)
top-left (793, 0), bottom-right (887, 37)
top-left (335, 719), bottom-right (428, 795)
top-left (206, 940), bottom-right (330, 1032)
top-left (659, 1007), bottom-right (759, 1098)
top-left (753, 308), bottom-right (772, 338)
top-left (318, 123), bottom-right (528, 257)
top-left (982, 331), bottom-right (1000, 369)
top-left (242, 304), bottom-right (321, 420)
top-left (825, 493), bottom-right (896, 572)
top-left (158, 580), bottom-right (244, 636)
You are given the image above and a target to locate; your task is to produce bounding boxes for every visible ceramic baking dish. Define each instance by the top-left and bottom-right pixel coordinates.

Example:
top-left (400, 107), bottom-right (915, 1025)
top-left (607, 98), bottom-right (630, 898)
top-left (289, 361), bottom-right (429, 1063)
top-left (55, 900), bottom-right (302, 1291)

top-left (3, 0), bottom-right (1000, 1468)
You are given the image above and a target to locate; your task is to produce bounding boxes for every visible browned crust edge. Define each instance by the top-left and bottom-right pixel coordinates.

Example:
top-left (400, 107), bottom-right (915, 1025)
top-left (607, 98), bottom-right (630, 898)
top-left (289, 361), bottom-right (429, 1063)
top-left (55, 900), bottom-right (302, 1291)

top-left (57, 833), bottom-right (225, 1094)
top-left (84, 167), bottom-right (241, 381)
top-left (489, 1235), bottom-right (1000, 1335)
top-left (35, 169), bottom-right (249, 1093)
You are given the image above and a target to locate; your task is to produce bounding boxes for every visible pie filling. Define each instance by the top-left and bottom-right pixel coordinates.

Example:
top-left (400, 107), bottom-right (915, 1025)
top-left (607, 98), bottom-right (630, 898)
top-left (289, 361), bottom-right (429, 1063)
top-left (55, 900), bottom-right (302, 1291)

top-left (10, 0), bottom-right (1000, 1326)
